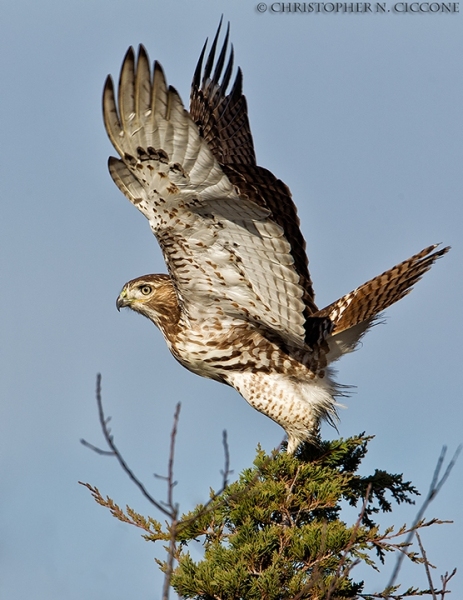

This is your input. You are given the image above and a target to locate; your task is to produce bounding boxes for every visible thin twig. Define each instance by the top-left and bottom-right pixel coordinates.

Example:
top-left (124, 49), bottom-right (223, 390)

top-left (167, 403), bottom-right (181, 510)
top-left (80, 438), bottom-right (115, 456)
top-left (82, 375), bottom-right (235, 600)
top-left (161, 403), bottom-right (181, 600)
top-left (359, 589), bottom-right (452, 599)
top-left (415, 531), bottom-right (437, 600)
top-left (82, 374), bottom-right (173, 518)
top-left (220, 430), bottom-right (232, 488)
top-left (387, 444), bottom-right (461, 588)
top-left (440, 569), bottom-right (457, 600)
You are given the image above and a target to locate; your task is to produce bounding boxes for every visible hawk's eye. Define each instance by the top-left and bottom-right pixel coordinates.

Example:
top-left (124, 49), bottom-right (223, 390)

top-left (140, 285), bottom-right (152, 296)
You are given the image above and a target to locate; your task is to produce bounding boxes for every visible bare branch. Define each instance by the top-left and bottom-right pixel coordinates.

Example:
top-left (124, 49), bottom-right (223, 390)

top-left (161, 403), bottom-right (181, 600)
top-left (440, 569), bottom-right (457, 600)
top-left (82, 375), bottom-right (239, 600)
top-left (80, 438), bottom-right (115, 456)
top-left (167, 402), bottom-right (181, 511)
top-left (359, 589), bottom-right (452, 599)
top-left (83, 374), bottom-right (174, 518)
top-left (387, 444), bottom-right (461, 588)
top-left (415, 532), bottom-right (437, 600)
top-left (220, 430), bottom-right (232, 488)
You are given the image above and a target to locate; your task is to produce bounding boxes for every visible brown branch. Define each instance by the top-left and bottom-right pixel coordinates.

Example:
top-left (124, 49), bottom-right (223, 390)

top-left (81, 374), bottom-right (174, 518)
top-left (167, 402), bottom-right (180, 510)
top-left (359, 590), bottom-right (452, 599)
top-left (161, 403), bottom-right (181, 600)
top-left (80, 438), bottom-right (115, 456)
top-left (221, 430), bottom-right (232, 488)
top-left (439, 569), bottom-right (457, 600)
top-left (415, 532), bottom-right (437, 600)
top-left (82, 375), bottom-right (235, 600)
top-left (387, 444), bottom-right (461, 588)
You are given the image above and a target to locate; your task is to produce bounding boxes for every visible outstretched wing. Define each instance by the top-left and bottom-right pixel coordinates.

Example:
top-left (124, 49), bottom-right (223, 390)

top-left (103, 44), bottom-right (310, 348)
top-left (189, 21), bottom-right (318, 320)
top-left (189, 19), bottom-right (255, 167)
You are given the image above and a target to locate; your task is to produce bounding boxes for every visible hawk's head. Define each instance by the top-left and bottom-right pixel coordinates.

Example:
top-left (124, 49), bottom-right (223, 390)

top-left (116, 274), bottom-right (180, 336)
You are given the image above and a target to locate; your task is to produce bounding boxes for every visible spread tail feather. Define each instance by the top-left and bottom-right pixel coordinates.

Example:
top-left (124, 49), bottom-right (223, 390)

top-left (314, 244), bottom-right (450, 361)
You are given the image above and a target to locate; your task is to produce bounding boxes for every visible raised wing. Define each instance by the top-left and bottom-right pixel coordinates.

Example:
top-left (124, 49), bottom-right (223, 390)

top-left (189, 21), bottom-right (318, 321)
top-left (103, 45), bottom-right (310, 348)
top-left (189, 19), bottom-right (255, 167)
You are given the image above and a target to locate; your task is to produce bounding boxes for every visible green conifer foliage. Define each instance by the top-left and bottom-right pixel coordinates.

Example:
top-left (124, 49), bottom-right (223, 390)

top-left (172, 435), bottom-right (420, 599)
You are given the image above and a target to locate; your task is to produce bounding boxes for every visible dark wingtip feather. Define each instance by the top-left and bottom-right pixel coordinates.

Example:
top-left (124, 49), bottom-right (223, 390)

top-left (231, 66), bottom-right (243, 98)
top-left (193, 19), bottom-right (235, 94)
top-left (203, 17), bottom-right (222, 83)
top-left (212, 21), bottom-right (230, 85)
top-left (153, 60), bottom-right (166, 79)
top-left (435, 244), bottom-right (451, 256)
top-left (193, 39), bottom-right (208, 89)
top-left (108, 155), bottom-right (119, 170)
top-left (102, 75), bottom-right (117, 141)
top-left (120, 46), bottom-right (135, 73)
top-left (221, 43), bottom-right (234, 92)
top-left (118, 47), bottom-right (135, 110)
top-left (103, 74), bottom-right (114, 97)
top-left (137, 44), bottom-right (149, 62)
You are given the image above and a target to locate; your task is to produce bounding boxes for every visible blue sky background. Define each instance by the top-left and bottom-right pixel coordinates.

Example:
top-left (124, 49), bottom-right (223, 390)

top-left (0, 1), bottom-right (461, 597)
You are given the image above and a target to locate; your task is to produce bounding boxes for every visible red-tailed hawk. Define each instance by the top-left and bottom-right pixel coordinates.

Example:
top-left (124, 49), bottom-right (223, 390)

top-left (107, 22), bottom-right (449, 452)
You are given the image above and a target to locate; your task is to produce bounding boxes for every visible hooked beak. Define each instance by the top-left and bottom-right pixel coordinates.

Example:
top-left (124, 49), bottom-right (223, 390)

top-left (116, 290), bottom-right (130, 312)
